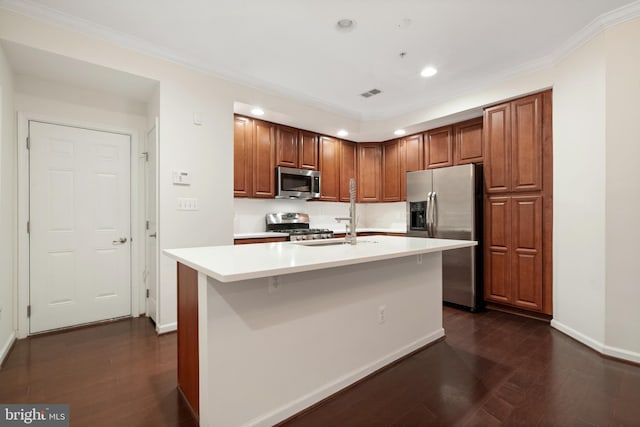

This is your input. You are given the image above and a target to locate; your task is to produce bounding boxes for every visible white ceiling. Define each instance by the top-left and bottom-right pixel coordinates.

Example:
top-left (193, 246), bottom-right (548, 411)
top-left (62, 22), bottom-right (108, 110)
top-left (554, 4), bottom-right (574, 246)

top-left (1, 0), bottom-right (638, 122)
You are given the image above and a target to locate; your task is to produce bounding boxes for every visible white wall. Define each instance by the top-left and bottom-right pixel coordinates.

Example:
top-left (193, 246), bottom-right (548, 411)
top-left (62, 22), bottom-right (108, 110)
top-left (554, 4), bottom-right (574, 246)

top-left (0, 41), bottom-right (16, 365)
top-left (550, 34), bottom-right (607, 347)
top-left (604, 20), bottom-right (640, 358)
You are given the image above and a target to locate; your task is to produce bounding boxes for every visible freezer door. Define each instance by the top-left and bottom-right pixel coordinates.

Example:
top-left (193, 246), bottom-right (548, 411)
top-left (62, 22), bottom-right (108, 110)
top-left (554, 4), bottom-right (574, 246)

top-left (406, 170), bottom-right (433, 237)
top-left (432, 164), bottom-right (478, 309)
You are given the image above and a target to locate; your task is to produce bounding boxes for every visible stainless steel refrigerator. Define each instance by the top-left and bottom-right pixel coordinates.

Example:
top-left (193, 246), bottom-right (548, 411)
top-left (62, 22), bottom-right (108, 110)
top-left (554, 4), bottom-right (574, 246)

top-left (406, 163), bottom-right (483, 311)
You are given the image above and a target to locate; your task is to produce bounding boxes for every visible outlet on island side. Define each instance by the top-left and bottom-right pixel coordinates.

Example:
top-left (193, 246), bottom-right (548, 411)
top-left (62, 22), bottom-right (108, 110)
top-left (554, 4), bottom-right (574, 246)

top-left (378, 305), bottom-right (386, 324)
top-left (417, 254), bottom-right (423, 265)
top-left (268, 276), bottom-right (281, 293)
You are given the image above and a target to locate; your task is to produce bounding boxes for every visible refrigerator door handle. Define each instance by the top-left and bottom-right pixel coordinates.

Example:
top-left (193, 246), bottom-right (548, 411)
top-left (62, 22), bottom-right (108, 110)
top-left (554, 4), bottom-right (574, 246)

top-left (427, 191), bottom-right (434, 237)
top-left (431, 192), bottom-right (438, 237)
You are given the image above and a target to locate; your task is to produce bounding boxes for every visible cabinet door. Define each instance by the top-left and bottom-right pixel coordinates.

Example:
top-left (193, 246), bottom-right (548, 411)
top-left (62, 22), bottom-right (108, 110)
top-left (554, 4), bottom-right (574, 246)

top-left (298, 131), bottom-right (318, 170)
top-left (340, 140), bottom-right (357, 202)
top-left (276, 125), bottom-right (298, 168)
top-left (382, 140), bottom-right (401, 202)
top-left (484, 196), bottom-right (512, 304)
top-left (511, 195), bottom-right (543, 311)
top-left (511, 94), bottom-right (542, 192)
top-left (319, 135), bottom-right (340, 201)
top-left (357, 143), bottom-right (382, 202)
top-left (425, 126), bottom-right (453, 169)
top-left (233, 116), bottom-right (253, 197)
top-left (252, 119), bottom-right (276, 198)
top-left (454, 118), bottom-right (483, 165)
top-left (400, 134), bottom-right (424, 200)
top-left (484, 103), bottom-right (512, 193)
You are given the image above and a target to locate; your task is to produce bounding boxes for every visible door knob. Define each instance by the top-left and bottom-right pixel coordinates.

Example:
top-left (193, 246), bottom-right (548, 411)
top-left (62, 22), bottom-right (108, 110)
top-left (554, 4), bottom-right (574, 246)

top-left (148, 233), bottom-right (157, 238)
top-left (112, 237), bottom-right (128, 245)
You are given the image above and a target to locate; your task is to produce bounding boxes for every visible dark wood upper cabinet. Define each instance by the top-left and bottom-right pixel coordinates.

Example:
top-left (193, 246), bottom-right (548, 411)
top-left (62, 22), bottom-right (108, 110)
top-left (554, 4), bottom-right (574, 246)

top-left (319, 135), bottom-right (340, 201)
top-left (252, 119), bottom-right (276, 198)
top-left (357, 143), bottom-right (382, 202)
top-left (401, 134), bottom-right (424, 200)
top-left (425, 126), bottom-right (453, 169)
top-left (233, 116), bottom-right (253, 198)
top-left (275, 125), bottom-right (298, 168)
top-left (298, 130), bottom-right (319, 170)
top-left (339, 140), bottom-right (357, 202)
top-left (511, 94), bottom-right (542, 192)
top-left (454, 117), bottom-right (483, 165)
top-left (382, 140), bottom-right (401, 202)
top-left (484, 103), bottom-right (512, 193)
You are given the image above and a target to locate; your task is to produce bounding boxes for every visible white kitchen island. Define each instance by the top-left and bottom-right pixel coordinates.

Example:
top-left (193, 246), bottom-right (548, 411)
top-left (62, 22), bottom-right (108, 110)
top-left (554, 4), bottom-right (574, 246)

top-left (164, 236), bottom-right (476, 427)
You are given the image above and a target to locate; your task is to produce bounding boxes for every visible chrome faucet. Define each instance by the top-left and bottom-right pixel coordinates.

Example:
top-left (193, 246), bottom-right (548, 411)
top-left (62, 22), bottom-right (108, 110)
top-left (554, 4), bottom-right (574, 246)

top-left (335, 178), bottom-right (357, 245)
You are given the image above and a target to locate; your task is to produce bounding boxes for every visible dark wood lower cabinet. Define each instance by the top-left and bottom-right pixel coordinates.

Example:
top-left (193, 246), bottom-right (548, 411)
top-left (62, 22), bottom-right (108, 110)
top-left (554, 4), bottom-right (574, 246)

top-left (177, 263), bottom-right (199, 416)
top-left (485, 194), bottom-right (544, 312)
top-left (234, 237), bottom-right (288, 245)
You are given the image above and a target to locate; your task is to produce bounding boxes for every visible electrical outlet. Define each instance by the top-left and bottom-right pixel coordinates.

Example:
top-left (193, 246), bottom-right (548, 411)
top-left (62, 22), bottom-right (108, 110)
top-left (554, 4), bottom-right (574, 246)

top-left (378, 305), bottom-right (386, 324)
top-left (0, 305), bottom-right (3, 320)
top-left (268, 276), bottom-right (281, 293)
top-left (417, 254), bottom-right (423, 265)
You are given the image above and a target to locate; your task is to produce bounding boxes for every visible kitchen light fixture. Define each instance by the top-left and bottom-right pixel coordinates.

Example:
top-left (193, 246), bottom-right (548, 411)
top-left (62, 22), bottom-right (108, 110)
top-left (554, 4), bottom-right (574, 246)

top-left (420, 66), bottom-right (438, 78)
top-left (394, 129), bottom-right (406, 136)
top-left (250, 107), bottom-right (264, 116)
top-left (337, 130), bottom-right (349, 137)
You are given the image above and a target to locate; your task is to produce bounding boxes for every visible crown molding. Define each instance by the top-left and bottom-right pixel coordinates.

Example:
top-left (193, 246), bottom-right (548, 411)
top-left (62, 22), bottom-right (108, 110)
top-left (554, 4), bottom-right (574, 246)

top-left (553, 0), bottom-right (640, 63)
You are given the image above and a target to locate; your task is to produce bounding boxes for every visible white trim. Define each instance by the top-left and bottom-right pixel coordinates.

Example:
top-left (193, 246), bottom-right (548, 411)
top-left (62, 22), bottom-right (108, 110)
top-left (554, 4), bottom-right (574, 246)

top-left (156, 322), bottom-right (177, 335)
top-left (553, 0), bottom-right (640, 64)
top-left (17, 112), bottom-right (143, 337)
top-left (551, 320), bottom-right (640, 364)
top-left (550, 319), bottom-right (606, 354)
top-left (0, 331), bottom-right (16, 367)
top-left (242, 329), bottom-right (445, 427)
top-left (603, 344), bottom-right (640, 364)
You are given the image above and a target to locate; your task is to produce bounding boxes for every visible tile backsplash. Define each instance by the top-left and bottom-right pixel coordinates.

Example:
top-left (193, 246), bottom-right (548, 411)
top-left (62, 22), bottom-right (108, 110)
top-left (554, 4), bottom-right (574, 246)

top-left (234, 199), bottom-right (406, 233)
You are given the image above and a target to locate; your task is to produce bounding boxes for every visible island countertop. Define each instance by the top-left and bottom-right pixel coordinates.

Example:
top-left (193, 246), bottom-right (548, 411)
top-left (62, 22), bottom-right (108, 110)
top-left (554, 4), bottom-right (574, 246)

top-left (164, 235), bottom-right (476, 283)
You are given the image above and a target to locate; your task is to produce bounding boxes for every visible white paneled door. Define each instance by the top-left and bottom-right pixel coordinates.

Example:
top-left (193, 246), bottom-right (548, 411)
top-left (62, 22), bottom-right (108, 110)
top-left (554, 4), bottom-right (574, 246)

top-left (29, 121), bottom-right (132, 333)
top-left (145, 121), bottom-right (158, 325)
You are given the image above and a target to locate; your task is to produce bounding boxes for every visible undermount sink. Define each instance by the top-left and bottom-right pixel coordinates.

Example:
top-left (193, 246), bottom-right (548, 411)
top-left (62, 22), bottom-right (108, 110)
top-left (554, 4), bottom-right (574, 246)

top-left (293, 239), bottom-right (378, 247)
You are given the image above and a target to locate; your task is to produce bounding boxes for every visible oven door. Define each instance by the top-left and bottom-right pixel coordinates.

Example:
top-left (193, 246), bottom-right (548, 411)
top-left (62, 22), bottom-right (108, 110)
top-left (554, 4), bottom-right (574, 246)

top-left (276, 167), bottom-right (320, 199)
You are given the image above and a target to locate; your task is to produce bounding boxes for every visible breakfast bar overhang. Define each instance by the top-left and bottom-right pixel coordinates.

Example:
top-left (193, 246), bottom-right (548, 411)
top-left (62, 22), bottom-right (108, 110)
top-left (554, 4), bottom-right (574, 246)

top-left (164, 236), bottom-right (476, 426)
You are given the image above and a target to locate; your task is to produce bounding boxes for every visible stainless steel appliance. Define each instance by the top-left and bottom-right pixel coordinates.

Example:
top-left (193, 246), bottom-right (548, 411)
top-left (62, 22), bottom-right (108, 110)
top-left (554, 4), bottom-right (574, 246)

top-left (276, 167), bottom-right (321, 199)
top-left (265, 212), bottom-right (333, 241)
top-left (406, 164), bottom-right (483, 311)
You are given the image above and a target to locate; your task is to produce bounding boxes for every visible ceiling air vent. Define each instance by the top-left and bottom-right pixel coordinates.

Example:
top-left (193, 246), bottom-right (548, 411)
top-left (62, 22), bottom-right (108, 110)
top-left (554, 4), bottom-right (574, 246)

top-left (360, 88), bottom-right (382, 98)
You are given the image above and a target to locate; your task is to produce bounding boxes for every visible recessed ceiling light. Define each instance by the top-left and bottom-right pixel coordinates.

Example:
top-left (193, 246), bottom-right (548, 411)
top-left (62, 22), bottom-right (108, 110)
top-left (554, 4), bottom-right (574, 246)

top-left (420, 66), bottom-right (438, 78)
top-left (337, 130), bottom-right (349, 137)
top-left (250, 107), bottom-right (264, 116)
top-left (336, 19), bottom-right (356, 32)
top-left (394, 129), bottom-right (406, 136)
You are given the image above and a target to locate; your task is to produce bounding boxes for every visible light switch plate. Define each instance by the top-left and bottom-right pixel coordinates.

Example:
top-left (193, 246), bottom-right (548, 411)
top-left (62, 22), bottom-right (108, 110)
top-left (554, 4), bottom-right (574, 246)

top-left (177, 198), bottom-right (199, 211)
top-left (173, 170), bottom-right (191, 185)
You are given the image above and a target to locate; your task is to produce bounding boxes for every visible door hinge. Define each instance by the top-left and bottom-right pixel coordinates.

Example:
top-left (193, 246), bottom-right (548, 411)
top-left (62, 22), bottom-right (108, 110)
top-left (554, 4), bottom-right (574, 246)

top-left (141, 151), bottom-right (149, 162)
top-left (27, 305), bottom-right (31, 318)
top-left (27, 221), bottom-right (30, 234)
top-left (146, 220), bottom-right (150, 230)
top-left (146, 289), bottom-right (150, 298)
top-left (26, 137), bottom-right (30, 150)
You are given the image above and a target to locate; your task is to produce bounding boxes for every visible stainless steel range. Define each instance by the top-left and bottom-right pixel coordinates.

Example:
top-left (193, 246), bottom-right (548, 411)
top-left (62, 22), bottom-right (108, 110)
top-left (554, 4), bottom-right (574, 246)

top-left (265, 213), bottom-right (334, 241)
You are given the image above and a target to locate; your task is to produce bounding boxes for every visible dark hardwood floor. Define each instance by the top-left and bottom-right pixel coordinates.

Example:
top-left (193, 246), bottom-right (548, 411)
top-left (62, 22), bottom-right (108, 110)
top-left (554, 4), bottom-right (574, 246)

top-left (1, 308), bottom-right (639, 426)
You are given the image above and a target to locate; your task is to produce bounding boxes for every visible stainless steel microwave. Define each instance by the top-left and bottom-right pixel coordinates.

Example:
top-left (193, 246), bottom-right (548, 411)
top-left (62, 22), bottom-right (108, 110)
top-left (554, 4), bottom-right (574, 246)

top-left (276, 166), bottom-right (321, 199)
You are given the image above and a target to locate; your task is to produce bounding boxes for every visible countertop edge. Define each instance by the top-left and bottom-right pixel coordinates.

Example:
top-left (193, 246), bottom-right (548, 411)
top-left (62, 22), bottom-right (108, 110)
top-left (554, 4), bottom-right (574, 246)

top-left (164, 239), bottom-right (476, 283)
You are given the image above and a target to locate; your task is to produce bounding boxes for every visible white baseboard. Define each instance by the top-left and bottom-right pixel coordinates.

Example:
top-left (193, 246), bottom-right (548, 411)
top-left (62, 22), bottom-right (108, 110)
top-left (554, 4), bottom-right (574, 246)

top-left (603, 344), bottom-right (640, 364)
top-left (0, 331), bottom-right (17, 368)
top-left (245, 328), bottom-right (446, 427)
top-left (157, 322), bottom-right (177, 335)
top-left (551, 320), bottom-right (640, 364)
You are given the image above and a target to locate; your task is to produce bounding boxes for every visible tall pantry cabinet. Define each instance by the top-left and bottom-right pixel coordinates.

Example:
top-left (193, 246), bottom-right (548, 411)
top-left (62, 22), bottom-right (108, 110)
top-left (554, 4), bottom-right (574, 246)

top-left (483, 90), bottom-right (553, 315)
